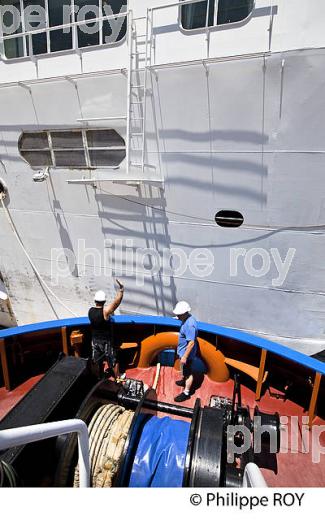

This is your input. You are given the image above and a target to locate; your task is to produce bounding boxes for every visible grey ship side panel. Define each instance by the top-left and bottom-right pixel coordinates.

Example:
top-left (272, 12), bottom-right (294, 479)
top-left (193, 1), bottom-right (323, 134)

top-left (0, 49), bottom-right (325, 353)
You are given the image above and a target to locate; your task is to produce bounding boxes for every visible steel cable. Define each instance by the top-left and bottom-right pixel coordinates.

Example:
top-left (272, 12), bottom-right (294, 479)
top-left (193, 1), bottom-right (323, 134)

top-left (0, 197), bottom-right (78, 318)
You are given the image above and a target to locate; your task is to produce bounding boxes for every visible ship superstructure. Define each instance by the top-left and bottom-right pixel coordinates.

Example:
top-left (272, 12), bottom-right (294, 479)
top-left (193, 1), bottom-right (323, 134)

top-left (1, 0), bottom-right (325, 354)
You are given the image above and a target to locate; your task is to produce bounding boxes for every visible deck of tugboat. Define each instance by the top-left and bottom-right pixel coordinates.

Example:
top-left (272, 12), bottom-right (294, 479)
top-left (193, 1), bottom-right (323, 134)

top-left (1, 364), bottom-right (324, 488)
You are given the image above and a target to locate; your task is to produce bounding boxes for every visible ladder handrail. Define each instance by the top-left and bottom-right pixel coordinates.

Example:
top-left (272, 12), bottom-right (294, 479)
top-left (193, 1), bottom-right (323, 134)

top-left (0, 419), bottom-right (90, 487)
top-left (141, 8), bottom-right (151, 173)
top-left (126, 9), bottom-right (134, 175)
top-left (126, 8), bottom-right (153, 174)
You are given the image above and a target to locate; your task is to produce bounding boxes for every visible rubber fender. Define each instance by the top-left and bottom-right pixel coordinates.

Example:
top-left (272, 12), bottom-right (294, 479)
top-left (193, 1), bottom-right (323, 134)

top-left (138, 332), bottom-right (229, 383)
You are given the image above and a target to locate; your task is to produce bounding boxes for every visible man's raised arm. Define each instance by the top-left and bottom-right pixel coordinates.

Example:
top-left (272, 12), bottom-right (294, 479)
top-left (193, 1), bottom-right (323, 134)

top-left (104, 279), bottom-right (124, 319)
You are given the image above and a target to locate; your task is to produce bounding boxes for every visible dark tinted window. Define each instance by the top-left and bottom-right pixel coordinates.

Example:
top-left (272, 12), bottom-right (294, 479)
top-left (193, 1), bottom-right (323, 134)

top-left (20, 150), bottom-right (53, 167)
top-left (181, 0), bottom-right (254, 30)
top-left (19, 131), bottom-right (51, 167)
top-left (181, 1), bottom-right (214, 30)
top-left (217, 0), bottom-right (254, 24)
top-left (51, 131), bottom-right (83, 148)
top-left (103, 0), bottom-right (128, 43)
top-left (19, 129), bottom-right (126, 169)
top-left (20, 132), bottom-right (49, 149)
top-left (89, 149), bottom-right (125, 167)
top-left (0, 1), bottom-right (127, 58)
top-left (54, 150), bottom-right (87, 167)
top-left (87, 129), bottom-right (125, 147)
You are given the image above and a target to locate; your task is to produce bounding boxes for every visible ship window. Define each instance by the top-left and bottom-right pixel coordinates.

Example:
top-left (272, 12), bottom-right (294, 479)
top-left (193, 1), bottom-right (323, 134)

top-left (49, 1), bottom-right (73, 53)
top-left (54, 149), bottom-right (87, 167)
top-left (0, 0), bottom-right (23, 58)
top-left (86, 129), bottom-right (126, 167)
top-left (18, 129), bottom-right (126, 169)
top-left (0, 1), bottom-right (127, 59)
top-left (102, 0), bottom-right (127, 44)
top-left (20, 131), bottom-right (49, 149)
top-left (75, 0), bottom-right (100, 48)
top-left (215, 210), bottom-right (244, 228)
top-left (89, 149), bottom-right (126, 167)
top-left (19, 131), bottom-right (53, 167)
top-left (87, 128), bottom-right (125, 147)
top-left (51, 131), bottom-right (84, 148)
top-left (181, 0), bottom-right (254, 30)
top-left (21, 150), bottom-right (53, 167)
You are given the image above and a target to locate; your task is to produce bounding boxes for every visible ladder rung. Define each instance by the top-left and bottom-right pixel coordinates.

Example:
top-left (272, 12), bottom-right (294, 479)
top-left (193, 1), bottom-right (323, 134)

top-left (131, 68), bottom-right (144, 73)
top-left (131, 85), bottom-right (145, 89)
top-left (131, 117), bottom-right (144, 120)
top-left (131, 133), bottom-right (144, 136)
top-left (130, 101), bottom-right (144, 105)
top-left (130, 162), bottom-right (143, 167)
top-left (131, 52), bottom-right (146, 56)
top-left (131, 148), bottom-right (143, 151)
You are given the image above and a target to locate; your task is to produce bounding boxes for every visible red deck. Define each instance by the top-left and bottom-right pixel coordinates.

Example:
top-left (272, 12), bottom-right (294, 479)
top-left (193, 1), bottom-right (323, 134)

top-left (1, 366), bottom-right (324, 487)
top-left (0, 375), bottom-right (43, 421)
top-left (127, 366), bottom-right (325, 487)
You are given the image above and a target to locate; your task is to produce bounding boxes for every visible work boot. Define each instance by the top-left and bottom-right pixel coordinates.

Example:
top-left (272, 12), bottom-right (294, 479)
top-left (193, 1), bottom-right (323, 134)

top-left (174, 392), bottom-right (190, 402)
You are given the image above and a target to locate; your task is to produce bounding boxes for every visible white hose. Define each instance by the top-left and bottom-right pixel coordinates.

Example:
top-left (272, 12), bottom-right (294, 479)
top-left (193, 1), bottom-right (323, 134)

top-left (0, 197), bottom-right (78, 318)
top-left (152, 363), bottom-right (161, 391)
top-left (243, 463), bottom-right (268, 487)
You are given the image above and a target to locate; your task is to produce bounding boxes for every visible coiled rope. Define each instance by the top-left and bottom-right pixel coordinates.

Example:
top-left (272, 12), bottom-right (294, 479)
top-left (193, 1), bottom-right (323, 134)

top-left (0, 460), bottom-right (18, 487)
top-left (74, 404), bottom-right (134, 488)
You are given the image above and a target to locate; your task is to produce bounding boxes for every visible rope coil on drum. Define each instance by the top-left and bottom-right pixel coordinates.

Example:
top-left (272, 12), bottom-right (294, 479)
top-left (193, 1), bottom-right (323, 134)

top-left (0, 460), bottom-right (18, 487)
top-left (59, 379), bottom-right (280, 488)
top-left (74, 404), bottom-right (134, 488)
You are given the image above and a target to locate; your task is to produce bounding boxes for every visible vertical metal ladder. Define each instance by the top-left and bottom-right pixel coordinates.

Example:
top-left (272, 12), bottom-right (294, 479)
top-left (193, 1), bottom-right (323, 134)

top-left (126, 10), bottom-right (152, 174)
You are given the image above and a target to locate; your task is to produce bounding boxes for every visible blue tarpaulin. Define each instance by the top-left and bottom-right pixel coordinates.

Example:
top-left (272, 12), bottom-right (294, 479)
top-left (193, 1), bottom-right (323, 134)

top-left (129, 416), bottom-right (190, 487)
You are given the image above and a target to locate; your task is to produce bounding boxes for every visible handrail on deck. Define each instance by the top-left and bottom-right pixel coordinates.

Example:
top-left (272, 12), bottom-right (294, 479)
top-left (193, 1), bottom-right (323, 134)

top-left (0, 419), bottom-right (90, 487)
top-left (243, 462), bottom-right (268, 487)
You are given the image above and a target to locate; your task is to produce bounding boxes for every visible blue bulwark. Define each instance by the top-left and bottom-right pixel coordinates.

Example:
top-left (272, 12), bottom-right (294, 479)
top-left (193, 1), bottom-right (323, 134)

top-left (0, 315), bottom-right (324, 376)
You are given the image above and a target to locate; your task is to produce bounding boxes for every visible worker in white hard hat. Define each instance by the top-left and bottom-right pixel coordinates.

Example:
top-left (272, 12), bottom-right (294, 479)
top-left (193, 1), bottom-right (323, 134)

top-left (173, 301), bottom-right (199, 402)
top-left (88, 279), bottom-right (124, 381)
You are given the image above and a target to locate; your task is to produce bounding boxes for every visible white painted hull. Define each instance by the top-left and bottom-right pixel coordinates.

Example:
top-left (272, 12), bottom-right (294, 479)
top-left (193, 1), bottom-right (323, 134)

top-left (1, 1), bottom-right (325, 354)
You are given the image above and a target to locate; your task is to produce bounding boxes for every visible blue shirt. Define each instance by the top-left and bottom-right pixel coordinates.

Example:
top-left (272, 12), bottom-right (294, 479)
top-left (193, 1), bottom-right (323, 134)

top-left (177, 315), bottom-right (198, 359)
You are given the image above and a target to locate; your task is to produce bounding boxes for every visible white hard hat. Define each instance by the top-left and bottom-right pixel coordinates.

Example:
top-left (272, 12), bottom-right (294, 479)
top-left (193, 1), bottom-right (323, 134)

top-left (0, 281), bottom-right (8, 301)
top-left (0, 290), bottom-right (8, 301)
top-left (173, 301), bottom-right (191, 315)
top-left (94, 290), bottom-right (106, 302)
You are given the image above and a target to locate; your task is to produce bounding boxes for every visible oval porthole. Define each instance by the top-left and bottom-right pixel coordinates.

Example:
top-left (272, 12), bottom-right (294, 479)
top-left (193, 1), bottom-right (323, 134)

top-left (215, 210), bottom-right (244, 228)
